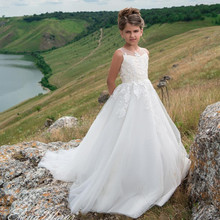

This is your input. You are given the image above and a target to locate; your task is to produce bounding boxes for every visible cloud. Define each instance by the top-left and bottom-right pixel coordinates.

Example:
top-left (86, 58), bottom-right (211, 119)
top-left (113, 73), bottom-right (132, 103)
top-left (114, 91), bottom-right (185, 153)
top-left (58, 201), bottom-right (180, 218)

top-left (46, 0), bottom-right (63, 4)
top-left (83, 0), bottom-right (99, 2)
top-left (13, 0), bottom-right (29, 7)
top-left (14, 2), bottom-right (29, 6)
top-left (83, 0), bottom-right (108, 4)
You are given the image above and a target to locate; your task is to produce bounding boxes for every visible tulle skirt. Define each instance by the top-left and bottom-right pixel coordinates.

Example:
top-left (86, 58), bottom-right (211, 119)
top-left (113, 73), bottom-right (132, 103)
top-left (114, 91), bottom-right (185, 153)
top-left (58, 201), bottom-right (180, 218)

top-left (38, 79), bottom-right (191, 218)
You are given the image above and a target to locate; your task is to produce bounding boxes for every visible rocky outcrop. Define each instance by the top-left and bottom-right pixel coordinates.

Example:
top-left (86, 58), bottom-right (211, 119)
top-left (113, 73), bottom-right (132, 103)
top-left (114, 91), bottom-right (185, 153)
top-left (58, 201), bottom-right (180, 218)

top-left (0, 140), bottom-right (123, 220)
top-left (187, 101), bottom-right (220, 220)
top-left (0, 140), bottom-right (81, 219)
top-left (46, 116), bottom-right (78, 134)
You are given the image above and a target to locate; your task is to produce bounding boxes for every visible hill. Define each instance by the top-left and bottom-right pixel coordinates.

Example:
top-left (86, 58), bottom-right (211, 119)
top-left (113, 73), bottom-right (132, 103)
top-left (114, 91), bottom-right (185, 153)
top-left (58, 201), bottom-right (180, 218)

top-left (44, 17), bottom-right (219, 88)
top-left (0, 17), bottom-right (87, 52)
top-left (1, 4), bottom-right (219, 54)
top-left (0, 17), bottom-right (219, 147)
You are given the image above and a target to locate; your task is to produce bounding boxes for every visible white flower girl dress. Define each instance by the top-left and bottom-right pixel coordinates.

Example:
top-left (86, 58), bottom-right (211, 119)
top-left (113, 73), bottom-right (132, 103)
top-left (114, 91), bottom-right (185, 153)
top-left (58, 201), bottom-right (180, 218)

top-left (38, 47), bottom-right (191, 219)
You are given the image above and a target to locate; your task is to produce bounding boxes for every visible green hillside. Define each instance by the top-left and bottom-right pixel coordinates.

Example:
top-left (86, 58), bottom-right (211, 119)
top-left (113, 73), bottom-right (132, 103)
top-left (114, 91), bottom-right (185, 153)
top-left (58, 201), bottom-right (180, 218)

top-left (1, 4), bottom-right (219, 54)
top-left (0, 17), bottom-right (87, 52)
top-left (44, 16), bottom-right (219, 88)
top-left (0, 17), bottom-right (219, 147)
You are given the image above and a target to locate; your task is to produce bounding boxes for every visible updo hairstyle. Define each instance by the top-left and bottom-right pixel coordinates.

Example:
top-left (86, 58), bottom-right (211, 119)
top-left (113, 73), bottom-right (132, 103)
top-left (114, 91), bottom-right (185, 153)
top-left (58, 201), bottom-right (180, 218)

top-left (118, 7), bottom-right (145, 31)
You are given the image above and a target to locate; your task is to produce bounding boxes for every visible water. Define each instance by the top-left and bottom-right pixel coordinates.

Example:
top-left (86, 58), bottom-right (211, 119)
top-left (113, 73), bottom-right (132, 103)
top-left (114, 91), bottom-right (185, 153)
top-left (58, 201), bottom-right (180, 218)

top-left (0, 54), bottom-right (48, 112)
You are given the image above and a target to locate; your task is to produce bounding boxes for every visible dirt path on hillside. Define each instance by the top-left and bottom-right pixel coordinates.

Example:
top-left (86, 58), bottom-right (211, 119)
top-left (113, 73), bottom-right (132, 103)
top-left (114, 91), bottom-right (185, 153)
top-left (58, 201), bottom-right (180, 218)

top-left (74, 28), bottom-right (103, 66)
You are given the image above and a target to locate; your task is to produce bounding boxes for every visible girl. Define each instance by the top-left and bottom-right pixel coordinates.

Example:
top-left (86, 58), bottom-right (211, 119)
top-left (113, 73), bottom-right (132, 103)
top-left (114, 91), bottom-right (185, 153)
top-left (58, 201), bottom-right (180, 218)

top-left (38, 7), bottom-right (191, 219)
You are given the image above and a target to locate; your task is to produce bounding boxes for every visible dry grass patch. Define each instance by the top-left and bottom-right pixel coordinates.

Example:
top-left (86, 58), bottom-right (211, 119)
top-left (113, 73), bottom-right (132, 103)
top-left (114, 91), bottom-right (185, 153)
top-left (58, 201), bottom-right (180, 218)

top-left (156, 79), bottom-right (219, 152)
top-left (31, 107), bottom-right (101, 143)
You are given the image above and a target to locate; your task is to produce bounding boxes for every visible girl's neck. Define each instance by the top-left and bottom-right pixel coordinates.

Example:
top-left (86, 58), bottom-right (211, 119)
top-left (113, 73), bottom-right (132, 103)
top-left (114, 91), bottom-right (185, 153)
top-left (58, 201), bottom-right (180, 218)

top-left (123, 44), bottom-right (140, 52)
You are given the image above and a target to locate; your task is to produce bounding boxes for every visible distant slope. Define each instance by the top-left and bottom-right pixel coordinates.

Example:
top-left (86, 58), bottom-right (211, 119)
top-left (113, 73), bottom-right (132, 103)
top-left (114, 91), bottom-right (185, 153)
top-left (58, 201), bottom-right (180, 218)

top-left (1, 4), bottom-right (219, 54)
top-left (0, 17), bottom-right (87, 52)
top-left (44, 16), bottom-right (218, 87)
top-left (0, 19), bottom-right (219, 145)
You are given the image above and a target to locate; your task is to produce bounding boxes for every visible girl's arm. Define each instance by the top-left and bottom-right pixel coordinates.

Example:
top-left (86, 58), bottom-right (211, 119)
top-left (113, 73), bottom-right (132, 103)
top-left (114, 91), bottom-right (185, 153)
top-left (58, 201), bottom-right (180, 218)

top-left (107, 50), bottom-right (123, 95)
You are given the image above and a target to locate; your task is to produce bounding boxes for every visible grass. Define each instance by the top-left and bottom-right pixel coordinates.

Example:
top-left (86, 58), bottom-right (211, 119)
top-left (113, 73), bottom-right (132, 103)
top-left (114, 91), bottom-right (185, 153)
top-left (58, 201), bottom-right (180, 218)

top-left (0, 17), bottom-right (87, 52)
top-left (0, 21), bottom-right (219, 146)
top-left (44, 17), bottom-right (219, 88)
top-left (159, 80), bottom-right (220, 153)
top-left (141, 16), bottom-right (219, 46)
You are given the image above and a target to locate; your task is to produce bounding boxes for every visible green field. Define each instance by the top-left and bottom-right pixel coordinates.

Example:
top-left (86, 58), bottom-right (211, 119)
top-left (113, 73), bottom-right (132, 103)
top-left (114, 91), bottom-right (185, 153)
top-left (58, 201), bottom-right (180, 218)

top-left (0, 17), bottom-right (87, 52)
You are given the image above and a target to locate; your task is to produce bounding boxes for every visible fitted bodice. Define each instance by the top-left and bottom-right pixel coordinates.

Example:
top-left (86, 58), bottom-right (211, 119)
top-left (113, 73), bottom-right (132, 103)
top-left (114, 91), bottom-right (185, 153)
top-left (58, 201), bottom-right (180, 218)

top-left (118, 47), bottom-right (149, 83)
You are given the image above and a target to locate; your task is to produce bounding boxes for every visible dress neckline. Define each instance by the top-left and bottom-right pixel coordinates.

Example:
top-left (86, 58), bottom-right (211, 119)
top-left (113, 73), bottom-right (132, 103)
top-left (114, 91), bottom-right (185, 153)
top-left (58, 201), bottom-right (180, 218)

top-left (119, 47), bottom-right (148, 58)
top-left (124, 53), bottom-right (148, 58)
top-left (122, 46), bottom-right (141, 54)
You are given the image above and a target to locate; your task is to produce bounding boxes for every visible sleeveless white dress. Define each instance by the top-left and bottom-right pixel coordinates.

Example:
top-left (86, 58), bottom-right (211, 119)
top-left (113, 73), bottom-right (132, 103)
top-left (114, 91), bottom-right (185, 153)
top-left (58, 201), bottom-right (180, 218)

top-left (38, 47), bottom-right (191, 219)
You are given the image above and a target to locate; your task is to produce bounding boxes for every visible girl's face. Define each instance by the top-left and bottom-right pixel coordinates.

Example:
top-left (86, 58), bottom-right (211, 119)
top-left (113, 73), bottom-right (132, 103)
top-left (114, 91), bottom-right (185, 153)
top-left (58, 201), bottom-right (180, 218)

top-left (120, 23), bottom-right (143, 46)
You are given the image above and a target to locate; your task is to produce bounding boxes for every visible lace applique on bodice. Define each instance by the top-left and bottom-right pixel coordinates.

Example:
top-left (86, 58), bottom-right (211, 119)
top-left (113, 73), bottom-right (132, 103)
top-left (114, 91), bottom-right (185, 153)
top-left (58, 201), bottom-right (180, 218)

top-left (110, 47), bottom-right (157, 118)
top-left (118, 47), bottom-right (149, 83)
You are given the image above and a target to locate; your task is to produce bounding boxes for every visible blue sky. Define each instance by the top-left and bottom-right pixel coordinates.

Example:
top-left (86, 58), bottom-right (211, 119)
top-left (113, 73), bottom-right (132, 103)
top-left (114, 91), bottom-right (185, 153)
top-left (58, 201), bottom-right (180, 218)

top-left (0, 0), bottom-right (219, 17)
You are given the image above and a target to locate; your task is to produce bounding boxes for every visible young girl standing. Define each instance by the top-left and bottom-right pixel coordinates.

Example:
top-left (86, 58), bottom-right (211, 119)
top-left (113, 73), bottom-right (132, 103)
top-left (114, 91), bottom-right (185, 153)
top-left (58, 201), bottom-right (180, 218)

top-left (38, 7), bottom-right (191, 219)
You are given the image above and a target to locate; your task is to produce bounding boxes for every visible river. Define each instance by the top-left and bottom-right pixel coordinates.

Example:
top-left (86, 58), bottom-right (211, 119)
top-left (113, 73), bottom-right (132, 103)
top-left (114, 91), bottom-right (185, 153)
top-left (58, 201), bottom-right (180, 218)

top-left (0, 54), bottom-right (48, 113)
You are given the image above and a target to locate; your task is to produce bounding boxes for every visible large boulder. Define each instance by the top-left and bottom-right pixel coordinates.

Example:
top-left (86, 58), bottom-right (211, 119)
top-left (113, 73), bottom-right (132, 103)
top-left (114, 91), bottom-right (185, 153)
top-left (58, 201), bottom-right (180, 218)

top-left (187, 101), bottom-right (220, 219)
top-left (47, 116), bottom-right (78, 134)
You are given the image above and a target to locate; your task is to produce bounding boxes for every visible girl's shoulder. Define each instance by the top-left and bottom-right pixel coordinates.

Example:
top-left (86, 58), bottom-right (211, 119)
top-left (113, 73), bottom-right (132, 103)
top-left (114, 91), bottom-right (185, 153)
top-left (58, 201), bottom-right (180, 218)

top-left (116, 47), bottom-right (124, 53)
top-left (113, 48), bottom-right (124, 57)
top-left (140, 47), bottom-right (150, 55)
top-left (111, 48), bottom-right (124, 63)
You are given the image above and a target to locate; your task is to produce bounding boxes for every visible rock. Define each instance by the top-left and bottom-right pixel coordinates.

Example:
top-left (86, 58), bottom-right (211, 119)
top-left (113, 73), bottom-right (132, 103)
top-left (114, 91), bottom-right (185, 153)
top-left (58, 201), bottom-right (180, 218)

top-left (47, 116), bottom-right (78, 134)
top-left (187, 101), bottom-right (220, 219)
top-left (98, 90), bottom-right (110, 103)
top-left (43, 32), bottom-right (55, 41)
top-left (191, 202), bottom-right (219, 220)
top-left (172, 63), bottom-right (179, 68)
top-left (0, 140), bottom-right (81, 219)
top-left (0, 139), bottom-right (123, 219)
top-left (44, 118), bottom-right (54, 127)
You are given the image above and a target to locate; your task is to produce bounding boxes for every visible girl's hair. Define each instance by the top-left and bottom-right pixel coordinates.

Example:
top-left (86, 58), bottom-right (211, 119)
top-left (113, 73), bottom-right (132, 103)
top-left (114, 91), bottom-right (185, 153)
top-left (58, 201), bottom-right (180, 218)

top-left (118, 7), bottom-right (145, 30)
